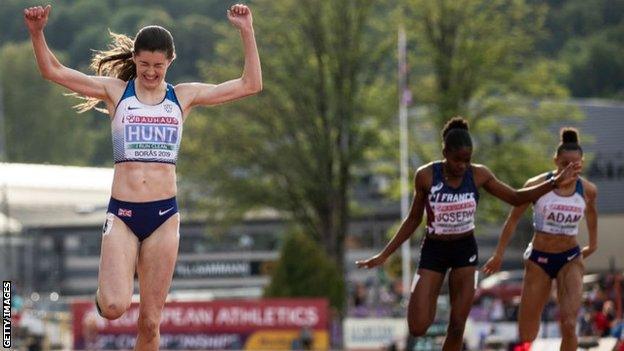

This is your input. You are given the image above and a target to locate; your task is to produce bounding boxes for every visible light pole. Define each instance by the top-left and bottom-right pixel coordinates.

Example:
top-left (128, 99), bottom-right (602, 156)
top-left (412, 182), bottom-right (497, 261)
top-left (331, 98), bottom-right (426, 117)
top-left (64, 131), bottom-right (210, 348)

top-left (398, 25), bottom-right (411, 302)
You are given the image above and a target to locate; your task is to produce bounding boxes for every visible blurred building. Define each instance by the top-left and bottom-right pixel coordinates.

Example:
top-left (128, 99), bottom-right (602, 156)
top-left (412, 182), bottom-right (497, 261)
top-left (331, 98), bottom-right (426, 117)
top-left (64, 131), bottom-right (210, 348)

top-left (0, 99), bottom-right (622, 299)
top-left (0, 163), bottom-right (282, 297)
top-left (0, 163), bottom-right (396, 298)
top-left (572, 99), bottom-right (624, 272)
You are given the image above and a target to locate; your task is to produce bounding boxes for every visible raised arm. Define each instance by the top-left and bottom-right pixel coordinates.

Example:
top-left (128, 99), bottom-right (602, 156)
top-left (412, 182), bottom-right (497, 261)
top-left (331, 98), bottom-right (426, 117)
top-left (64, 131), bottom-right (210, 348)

top-left (482, 176), bottom-right (540, 275)
top-left (356, 167), bottom-right (429, 269)
top-left (581, 180), bottom-right (598, 258)
top-left (175, 4), bottom-right (262, 111)
top-left (476, 163), bottom-right (581, 206)
top-left (24, 5), bottom-right (122, 105)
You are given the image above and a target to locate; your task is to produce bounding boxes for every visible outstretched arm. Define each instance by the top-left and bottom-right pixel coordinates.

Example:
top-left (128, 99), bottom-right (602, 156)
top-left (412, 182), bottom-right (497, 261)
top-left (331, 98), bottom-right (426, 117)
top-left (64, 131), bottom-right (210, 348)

top-left (356, 167), bottom-right (429, 269)
top-left (582, 180), bottom-right (598, 258)
top-left (477, 163), bottom-right (581, 206)
top-left (482, 177), bottom-right (537, 275)
top-left (176, 4), bottom-right (262, 110)
top-left (24, 5), bottom-right (121, 104)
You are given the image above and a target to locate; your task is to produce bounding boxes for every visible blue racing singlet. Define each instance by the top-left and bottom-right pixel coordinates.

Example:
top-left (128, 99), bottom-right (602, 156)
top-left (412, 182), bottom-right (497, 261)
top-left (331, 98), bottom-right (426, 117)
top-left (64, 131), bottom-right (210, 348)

top-left (112, 79), bottom-right (183, 164)
top-left (425, 161), bottom-right (480, 235)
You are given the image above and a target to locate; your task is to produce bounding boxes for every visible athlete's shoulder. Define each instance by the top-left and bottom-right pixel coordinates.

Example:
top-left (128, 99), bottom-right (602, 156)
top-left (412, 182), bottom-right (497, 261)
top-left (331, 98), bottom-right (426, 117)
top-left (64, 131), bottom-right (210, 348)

top-left (525, 172), bottom-right (551, 187)
top-left (470, 163), bottom-right (493, 177)
top-left (101, 77), bottom-right (131, 114)
top-left (171, 82), bottom-right (214, 110)
top-left (580, 176), bottom-right (598, 199)
top-left (470, 163), bottom-right (489, 171)
top-left (104, 76), bottom-right (127, 86)
top-left (415, 162), bottom-right (435, 189)
top-left (100, 77), bottom-right (127, 96)
top-left (416, 161), bottom-right (437, 173)
top-left (173, 82), bottom-right (218, 96)
top-left (415, 163), bottom-right (434, 179)
top-left (172, 82), bottom-right (193, 93)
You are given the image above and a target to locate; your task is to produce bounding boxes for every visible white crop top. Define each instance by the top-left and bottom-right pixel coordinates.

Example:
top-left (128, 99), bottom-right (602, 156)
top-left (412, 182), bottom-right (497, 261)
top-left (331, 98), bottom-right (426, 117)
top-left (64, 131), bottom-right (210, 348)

top-left (112, 79), bottom-right (183, 164)
top-left (533, 173), bottom-right (586, 236)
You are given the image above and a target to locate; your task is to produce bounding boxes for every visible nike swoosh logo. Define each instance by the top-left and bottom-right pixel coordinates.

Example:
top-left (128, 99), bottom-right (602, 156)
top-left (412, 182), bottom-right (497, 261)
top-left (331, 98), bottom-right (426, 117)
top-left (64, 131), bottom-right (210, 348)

top-left (469, 254), bottom-right (477, 263)
top-left (128, 106), bottom-right (141, 110)
top-left (159, 207), bottom-right (175, 216)
top-left (567, 253), bottom-right (578, 261)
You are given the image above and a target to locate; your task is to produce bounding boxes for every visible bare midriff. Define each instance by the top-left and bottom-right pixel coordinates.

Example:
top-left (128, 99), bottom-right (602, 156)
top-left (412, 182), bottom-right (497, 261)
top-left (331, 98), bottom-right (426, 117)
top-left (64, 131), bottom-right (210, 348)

top-left (532, 231), bottom-right (578, 253)
top-left (111, 162), bottom-right (177, 202)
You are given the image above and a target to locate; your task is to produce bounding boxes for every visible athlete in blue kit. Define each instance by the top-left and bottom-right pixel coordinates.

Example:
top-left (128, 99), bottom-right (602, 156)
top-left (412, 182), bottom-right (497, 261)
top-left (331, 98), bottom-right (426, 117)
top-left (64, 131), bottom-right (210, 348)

top-left (483, 128), bottom-right (598, 351)
top-left (25, 4), bottom-right (261, 350)
top-left (356, 117), bottom-right (581, 351)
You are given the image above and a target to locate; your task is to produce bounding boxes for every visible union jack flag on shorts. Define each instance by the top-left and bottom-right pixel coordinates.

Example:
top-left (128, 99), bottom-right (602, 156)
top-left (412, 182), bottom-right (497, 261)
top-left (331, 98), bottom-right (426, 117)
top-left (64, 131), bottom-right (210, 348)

top-left (118, 208), bottom-right (133, 217)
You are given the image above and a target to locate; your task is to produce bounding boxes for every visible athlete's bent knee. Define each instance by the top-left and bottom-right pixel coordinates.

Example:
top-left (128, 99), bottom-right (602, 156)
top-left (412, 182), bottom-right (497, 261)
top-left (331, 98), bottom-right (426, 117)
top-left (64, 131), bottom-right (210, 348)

top-left (519, 328), bottom-right (539, 343)
top-left (138, 315), bottom-right (160, 341)
top-left (99, 301), bottom-right (128, 320)
top-left (408, 322), bottom-right (430, 337)
top-left (97, 290), bottom-right (131, 320)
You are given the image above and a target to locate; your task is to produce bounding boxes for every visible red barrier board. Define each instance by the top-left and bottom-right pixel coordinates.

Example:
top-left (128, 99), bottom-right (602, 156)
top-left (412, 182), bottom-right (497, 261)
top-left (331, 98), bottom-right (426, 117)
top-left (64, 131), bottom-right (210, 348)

top-left (72, 298), bottom-right (329, 350)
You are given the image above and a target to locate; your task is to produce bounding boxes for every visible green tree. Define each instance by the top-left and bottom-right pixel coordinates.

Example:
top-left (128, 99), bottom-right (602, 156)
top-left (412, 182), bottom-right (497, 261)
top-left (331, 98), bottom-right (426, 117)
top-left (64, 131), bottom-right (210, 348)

top-left (560, 26), bottom-right (624, 98)
top-left (402, 0), bottom-right (583, 221)
top-left (540, 0), bottom-right (624, 55)
top-left (46, 0), bottom-right (112, 64)
top-left (540, 0), bottom-right (624, 98)
top-left (264, 231), bottom-right (345, 312)
top-left (169, 14), bottom-right (219, 81)
top-left (179, 0), bottom-right (395, 271)
top-left (0, 42), bottom-right (105, 165)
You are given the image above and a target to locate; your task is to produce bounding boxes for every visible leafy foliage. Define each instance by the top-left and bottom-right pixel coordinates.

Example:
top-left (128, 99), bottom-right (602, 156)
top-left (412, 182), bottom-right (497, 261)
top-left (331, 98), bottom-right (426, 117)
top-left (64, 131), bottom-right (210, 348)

top-left (179, 0), bottom-right (395, 270)
top-left (0, 42), bottom-right (105, 164)
top-left (264, 230), bottom-right (345, 312)
top-left (0, 0), bottom-right (619, 167)
top-left (397, 0), bottom-right (583, 222)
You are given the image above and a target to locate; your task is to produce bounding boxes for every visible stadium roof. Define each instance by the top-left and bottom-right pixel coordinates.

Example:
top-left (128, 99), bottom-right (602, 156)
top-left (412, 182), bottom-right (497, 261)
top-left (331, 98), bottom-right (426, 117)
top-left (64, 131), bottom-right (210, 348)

top-left (0, 212), bottom-right (22, 234)
top-left (0, 163), bottom-right (112, 228)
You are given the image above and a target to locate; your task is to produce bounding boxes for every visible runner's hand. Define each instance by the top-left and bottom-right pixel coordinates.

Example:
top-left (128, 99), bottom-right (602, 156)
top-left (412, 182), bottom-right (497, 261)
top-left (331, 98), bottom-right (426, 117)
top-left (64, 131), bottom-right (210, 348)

top-left (24, 5), bottom-right (51, 34)
top-left (553, 162), bottom-right (582, 188)
top-left (356, 254), bottom-right (386, 269)
top-left (227, 4), bottom-right (253, 31)
top-left (581, 245), bottom-right (596, 258)
top-left (482, 255), bottom-right (503, 275)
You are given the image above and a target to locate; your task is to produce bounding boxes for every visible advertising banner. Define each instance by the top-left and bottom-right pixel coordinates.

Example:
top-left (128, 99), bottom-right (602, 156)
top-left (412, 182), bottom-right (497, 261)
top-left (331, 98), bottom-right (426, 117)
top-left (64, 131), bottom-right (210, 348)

top-left (343, 318), bottom-right (407, 350)
top-left (72, 298), bottom-right (328, 350)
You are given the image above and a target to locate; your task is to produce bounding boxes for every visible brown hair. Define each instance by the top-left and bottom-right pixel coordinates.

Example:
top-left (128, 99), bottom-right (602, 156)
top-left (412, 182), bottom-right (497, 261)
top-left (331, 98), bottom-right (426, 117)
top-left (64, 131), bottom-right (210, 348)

top-left (73, 26), bottom-right (176, 113)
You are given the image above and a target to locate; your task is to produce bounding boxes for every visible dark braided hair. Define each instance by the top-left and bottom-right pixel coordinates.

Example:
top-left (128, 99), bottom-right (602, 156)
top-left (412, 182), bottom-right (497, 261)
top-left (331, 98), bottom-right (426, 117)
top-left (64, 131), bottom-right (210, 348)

top-left (442, 117), bottom-right (472, 151)
top-left (556, 127), bottom-right (583, 156)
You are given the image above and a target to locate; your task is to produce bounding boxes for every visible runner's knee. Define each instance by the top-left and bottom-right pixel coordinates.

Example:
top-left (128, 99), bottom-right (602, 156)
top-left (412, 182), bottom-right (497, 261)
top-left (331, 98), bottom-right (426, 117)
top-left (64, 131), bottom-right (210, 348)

top-left (409, 323), bottom-right (429, 337)
top-left (519, 326), bottom-right (539, 342)
top-left (97, 291), bottom-right (130, 320)
top-left (98, 299), bottom-right (129, 320)
top-left (408, 314), bottom-right (433, 337)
